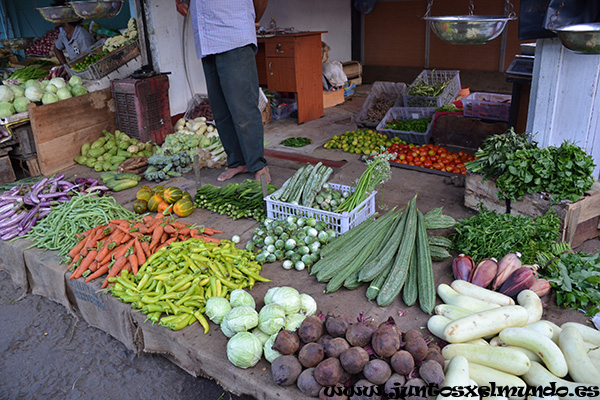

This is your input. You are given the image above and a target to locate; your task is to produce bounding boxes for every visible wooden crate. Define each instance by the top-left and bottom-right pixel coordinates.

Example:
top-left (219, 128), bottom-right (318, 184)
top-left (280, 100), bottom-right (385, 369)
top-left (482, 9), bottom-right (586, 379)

top-left (0, 155), bottom-right (16, 184)
top-left (323, 89), bottom-right (344, 108)
top-left (28, 88), bottom-right (117, 176)
top-left (464, 172), bottom-right (600, 248)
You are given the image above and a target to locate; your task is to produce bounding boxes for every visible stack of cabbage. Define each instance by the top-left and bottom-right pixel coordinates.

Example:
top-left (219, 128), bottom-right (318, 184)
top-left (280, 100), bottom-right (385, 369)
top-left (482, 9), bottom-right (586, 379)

top-left (205, 287), bottom-right (317, 369)
top-left (0, 76), bottom-right (88, 118)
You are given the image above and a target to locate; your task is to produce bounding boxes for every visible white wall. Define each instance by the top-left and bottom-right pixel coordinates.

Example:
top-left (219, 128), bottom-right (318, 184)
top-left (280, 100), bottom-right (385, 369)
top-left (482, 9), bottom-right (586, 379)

top-left (143, 0), bottom-right (352, 115)
top-left (527, 38), bottom-right (600, 180)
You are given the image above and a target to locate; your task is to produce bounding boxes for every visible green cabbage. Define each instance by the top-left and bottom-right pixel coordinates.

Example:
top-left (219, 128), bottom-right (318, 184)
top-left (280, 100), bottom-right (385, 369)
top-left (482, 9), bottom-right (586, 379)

top-left (49, 77), bottom-right (67, 89)
top-left (9, 85), bottom-right (24, 98)
top-left (45, 83), bottom-right (58, 94)
top-left (56, 87), bottom-right (72, 100)
top-left (70, 84), bottom-right (88, 97)
top-left (264, 286), bottom-right (301, 315)
top-left (24, 79), bottom-right (41, 89)
top-left (13, 97), bottom-right (30, 113)
top-left (299, 293), bottom-right (318, 316)
top-left (24, 85), bottom-right (43, 102)
top-left (226, 332), bottom-right (263, 369)
top-left (263, 333), bottom-right (283, 363)
top-left (252, 327), bottom-right (271, 346)
top-left (285, 313), bottom-right (307, 331)
top-left (205, 297), bottom-right (231, 325)
top-left (221, 306), bottom-right (258, 334)
top-left (42, 92), bottom-right (58, 105)
top-left (0, 102), bottom-right (15, 118)
top-left (258, 303), bottom-right (286, 335)
top-left (69, 75), bottom-right (83, 86)
top-left (40, 80), bottom-right (49, 88)
top-left (229, 289), bottom-right (256, 309)
top-left (0, 85), bottom-right (15, 102)
top-left (220, 320), bottom-right (236, 338)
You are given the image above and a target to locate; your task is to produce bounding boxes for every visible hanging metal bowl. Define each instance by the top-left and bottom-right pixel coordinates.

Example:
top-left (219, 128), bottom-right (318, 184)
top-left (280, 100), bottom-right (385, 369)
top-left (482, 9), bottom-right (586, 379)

top-left (424, 15), bottom-right (515, 45)
top-left (69, 1), bottom-right (123, 19)
top-left (37, 6), bottom-right (81, 24)
top-left (554, 23), bottom-right (600, 55)
top-left (0, 37), bottom-right (34, 50)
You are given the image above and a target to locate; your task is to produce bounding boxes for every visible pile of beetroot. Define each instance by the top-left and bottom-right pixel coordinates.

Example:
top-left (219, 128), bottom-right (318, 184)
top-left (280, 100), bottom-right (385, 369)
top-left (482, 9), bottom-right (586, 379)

top-left (270, 313), bottom-right (445, 399)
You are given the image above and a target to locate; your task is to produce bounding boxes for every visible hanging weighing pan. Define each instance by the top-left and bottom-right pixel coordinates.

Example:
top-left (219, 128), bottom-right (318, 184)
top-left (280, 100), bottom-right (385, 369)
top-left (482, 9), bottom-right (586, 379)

top-left (553, 23), bottom-right (600, 55)
top-left (37, 6), bottom-right (81, 24)
top-left (424, 15), bottom-right (515, 45)
top-left (69, 1), bottom-right (123, 19)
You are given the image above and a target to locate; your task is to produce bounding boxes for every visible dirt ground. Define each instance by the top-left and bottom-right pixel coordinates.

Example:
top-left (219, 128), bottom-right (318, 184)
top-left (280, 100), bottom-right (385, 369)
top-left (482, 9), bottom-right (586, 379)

top-left (1, 85), bottom-right (599, 400)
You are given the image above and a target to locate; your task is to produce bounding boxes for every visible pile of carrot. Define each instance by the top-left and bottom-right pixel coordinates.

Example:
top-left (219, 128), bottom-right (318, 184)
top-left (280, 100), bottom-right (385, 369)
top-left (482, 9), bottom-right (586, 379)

top-left (66, 213), bottom-right (222, 288)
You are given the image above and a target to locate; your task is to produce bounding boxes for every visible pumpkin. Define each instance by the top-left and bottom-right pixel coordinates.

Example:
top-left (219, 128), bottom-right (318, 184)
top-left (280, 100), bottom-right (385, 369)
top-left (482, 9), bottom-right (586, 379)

top-left (173, 198), bottom-right (194, 217)
top-left (136, 188), bottom-right (153, 202)
top-left (147, 194), bottom-right (164, 212)
top-left (153, 185), bottom-right (165, 197)
top-left (182, 190), bottom-right (192, 201)
top-left (163, 186), bottom-right (184, 204)
top-left (157, 201), bottom-right (173, 215)
top-left (133, 199), bottom-right (148, 214)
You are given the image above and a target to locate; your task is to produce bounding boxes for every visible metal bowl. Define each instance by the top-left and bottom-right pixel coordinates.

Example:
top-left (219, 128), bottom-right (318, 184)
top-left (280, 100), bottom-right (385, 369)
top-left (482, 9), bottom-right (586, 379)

top-left (37, 6), bottom-right (81, 24)
top-left (554, 23), bottom-right (600, 55)
top-left (424, 15), bottom-right (515, 45)
top-left (69, 1), bottom-right (123, 19)
top-left (0, 37), bottom-right (34, 50)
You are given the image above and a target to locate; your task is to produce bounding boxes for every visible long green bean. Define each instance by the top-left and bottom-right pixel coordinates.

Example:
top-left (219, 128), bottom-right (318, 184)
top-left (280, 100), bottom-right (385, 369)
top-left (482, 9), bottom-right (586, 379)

top-left (23, 193), bottom-right (138, 256)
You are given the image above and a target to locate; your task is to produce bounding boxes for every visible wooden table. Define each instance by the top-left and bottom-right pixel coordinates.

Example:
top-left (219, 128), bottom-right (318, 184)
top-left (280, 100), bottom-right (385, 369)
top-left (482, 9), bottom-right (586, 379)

top-left (256, 31), bottom-right (326, 124)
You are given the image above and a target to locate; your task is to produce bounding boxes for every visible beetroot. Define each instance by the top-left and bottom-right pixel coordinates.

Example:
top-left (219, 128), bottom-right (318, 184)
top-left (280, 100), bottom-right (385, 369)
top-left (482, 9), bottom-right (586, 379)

top-left (363, 359), bottom-right (392, 385)
top-left (314, 357), bottom-right (344, 387)
top-left (319, 383), bottom-right (348, 400)
top-left (390, 350), bottom-right (415, 376)
top-left (339, 346), bottom-right (370, 375)
top-left (271, 355), bottom-right (302, 386)
top-left (423, 348), bottom-right (445, 369)
top-left (325, 314), bottom-right (354, 337)
top-left (345, 321), bottom-right (377, 347)
top-left (371, 325), bottom-right (400, 357)
top-left (272, 330), bottom-right (300, 355)
top-left (298, 315), bottom-right (324, 343)
top-left (405, 378), bottom-right (427, 400)
top-left (297, 368), bottom-right (323, 397)
top-left (404, 335), bottom-right (428, 361)
top-left (402, 329), bottom-right (423, 343)
top-left (384, 373), bottom-right (406, 398)
top-left (351, 378), bottom-right (382, 400)
top-left (324, 337), bottom-right (350, 358)
top-left (419, 360), bottom-right (445, 387)
top-left (298, 342), bottom-right (325, 368)
top-left (317, 334), bottom-right (334, 349)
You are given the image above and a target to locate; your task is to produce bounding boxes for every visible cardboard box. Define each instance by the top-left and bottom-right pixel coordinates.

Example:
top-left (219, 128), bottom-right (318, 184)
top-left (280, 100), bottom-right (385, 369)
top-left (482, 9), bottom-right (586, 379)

top-left (323, 89), bottom-right (344, 108)
top-left (464, 172), bottom-right (600, 248)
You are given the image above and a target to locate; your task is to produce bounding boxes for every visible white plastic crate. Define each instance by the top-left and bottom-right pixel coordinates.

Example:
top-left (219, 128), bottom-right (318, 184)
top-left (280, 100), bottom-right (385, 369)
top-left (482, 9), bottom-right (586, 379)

top-left (265, 183), bottom-right (376, 236)
top-left (403, 70), bottom-right (461, 108)
top-left (462, 92), bottom-right (511, 121)
top-left (376, 107), bottom-right (437, 145)
top-left (355, 81), bottom-right (407, 128)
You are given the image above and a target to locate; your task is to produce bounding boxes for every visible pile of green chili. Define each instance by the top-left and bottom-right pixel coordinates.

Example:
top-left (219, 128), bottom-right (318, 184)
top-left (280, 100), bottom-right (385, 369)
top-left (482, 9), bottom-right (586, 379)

top-left (23, 193), bottom-right (138, 257)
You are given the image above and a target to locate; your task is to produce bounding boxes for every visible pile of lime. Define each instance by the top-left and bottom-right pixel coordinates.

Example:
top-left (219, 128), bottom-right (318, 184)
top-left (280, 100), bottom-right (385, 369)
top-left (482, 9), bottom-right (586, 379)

top-left (323, 129), bottom-right (406, 155)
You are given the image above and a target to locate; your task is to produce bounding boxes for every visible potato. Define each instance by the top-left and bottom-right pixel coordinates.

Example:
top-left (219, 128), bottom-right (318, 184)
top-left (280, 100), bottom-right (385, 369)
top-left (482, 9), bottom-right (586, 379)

top-left (390, 350), bottom-right (415, 376)
top-left (350, 378), bottom-right (382, 400)
top-left (339, 346), bottom-right (370, 374)
top-left (319, 383), bottom-right (348, 400)
top-left (314, 357), bottom-right (344, 386)
top-left (324, 337), bottom-right (351, 358)
top-left (325, 314), bottom-right (355, 338)
top-left (418, 359), bottom-right (445, 387)
top-left (404, 335), bottom-right (428, 361)
top-left (271, 354), bottom-right (302, 386)
top-left (384, 373), bottom-right (406, 398)
top-left (297, 368), bottom-right (323, 397)
top-left (299, 315), bottom-right (324, 343)
top-left (423, 348), bottom-right (445, 369)
top-left (371, 325), bottom-right (400, 357)
top-left (363, 359), bottom-right (392, 385)
top-left (346, 321), bottom-right (377, 347)
top-left (272, 330), bottom-right (300, 355)
top-left (298, 342), bottom-right (325, 368)
top-left (405, 378), bottom-right (427, 400)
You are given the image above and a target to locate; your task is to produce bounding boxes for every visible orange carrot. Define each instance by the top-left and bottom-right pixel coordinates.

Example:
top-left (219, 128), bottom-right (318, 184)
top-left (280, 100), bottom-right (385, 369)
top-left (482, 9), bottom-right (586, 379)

top-left (169, 220), bottom-right (187, 230)
top-left (134, 239), bottom-right (146, 266)
top-left (163, 224), bottom-right (177, 234)
top-left (85, 264), bottom-right (110, 283)
top-left (102, 256), bottom-right (128, 288)
top-left (142, 215), bottom-right (154, 224)
top-left (178, 227), bottom-right (191, 236)
top-left (69, 236), bottom-right (88, 259)
top-left (149, 224), bottom-right (164, 249)
top-left (156, 237), bottom-right (177, 250)
top-left (140, 241), bottom-right (151, 258)
top-left (128, 253), bottom-right (139, 275)
top-left (203, 227), bottom-right (223, 235)
top-left (95, 241), bottom-right (116, 263)
top-left (199, 236), bottom-right (221, 244)
top-left (88, 260), bottom-right (99, 272)
top-left (120, 233), bottom-right (132, 244)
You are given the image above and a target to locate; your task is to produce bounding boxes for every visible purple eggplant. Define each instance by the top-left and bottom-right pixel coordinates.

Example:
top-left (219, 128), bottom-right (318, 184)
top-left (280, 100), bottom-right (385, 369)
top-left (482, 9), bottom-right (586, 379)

top-left (0, 194), bottom-right (23, 202)
top-left (38, 192), bottom-right (69, 199)
top-left (0, 207), bottom-right (18, 221)
top-left (1, 230), bottom-right (19, 241)
top-left (0, 202), bottom-right (17, 215)
top-left (18, 206), bottom-right (39, 231)
top-left (0, 210), bottom-right (27, 229)
top-left (18, 213), bottom-right (38, 236)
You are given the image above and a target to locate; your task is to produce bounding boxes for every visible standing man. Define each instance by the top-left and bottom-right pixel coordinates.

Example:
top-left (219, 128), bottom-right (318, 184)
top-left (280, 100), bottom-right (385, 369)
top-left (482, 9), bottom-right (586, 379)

top-left (191, 0), bottom-right (271, 184)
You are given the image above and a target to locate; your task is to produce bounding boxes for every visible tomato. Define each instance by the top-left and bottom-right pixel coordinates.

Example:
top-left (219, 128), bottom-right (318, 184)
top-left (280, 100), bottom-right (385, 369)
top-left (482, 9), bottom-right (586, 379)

top-left (414, 160), bottom-right (423, 167)
top-left (406, 155), bottom-right (414, 162)
top-left (424, 160), bottom-right (433, 169)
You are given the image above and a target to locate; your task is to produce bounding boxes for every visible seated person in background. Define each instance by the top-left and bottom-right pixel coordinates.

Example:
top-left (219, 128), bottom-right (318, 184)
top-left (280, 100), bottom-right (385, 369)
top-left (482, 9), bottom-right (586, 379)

top-left (53, 19), bottom-right (96, 66)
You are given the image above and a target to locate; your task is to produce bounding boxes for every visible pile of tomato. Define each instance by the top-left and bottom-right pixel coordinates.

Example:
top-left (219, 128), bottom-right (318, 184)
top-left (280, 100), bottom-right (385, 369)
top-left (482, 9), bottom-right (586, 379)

top-left (384, 143), bottom-right (475, 175)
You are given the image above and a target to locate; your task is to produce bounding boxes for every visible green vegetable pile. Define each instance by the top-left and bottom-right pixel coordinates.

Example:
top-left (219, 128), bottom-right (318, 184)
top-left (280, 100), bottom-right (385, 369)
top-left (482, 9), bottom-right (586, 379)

top-left (466, 129), bottom-right (595, 202)
top-left (23, 192), bottom-right (138, 257)
top-left (8, 66), bottom-right (48, 83)
top-left (159, 132), bottom-right (212, 158)
top-left (269, 162), bottom-right (333, 208)
top-left (71, 49), bottom-right (110, 71)
top-left (280, 137), bottom-right (312, 147)
top-left (383, 117), bottom-right (431, 133)
top-left (452, 206), bottom-right (562, 264)
top-left (144, 151), bottom-right (193, 182)
top-left (323, 129), bottom-right (403, 155)
top-left (194, 179), bottom-right (277, 221)
top-left (408, 77), bottom-right (452, 97)
top-left (538, 250), bottom-right (600, 316)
